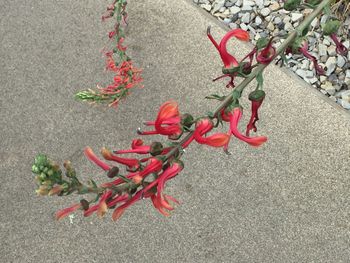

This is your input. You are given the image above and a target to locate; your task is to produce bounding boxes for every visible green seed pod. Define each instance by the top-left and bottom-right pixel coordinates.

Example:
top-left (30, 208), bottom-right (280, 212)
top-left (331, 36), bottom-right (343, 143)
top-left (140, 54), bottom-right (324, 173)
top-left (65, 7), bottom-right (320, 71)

top-left (180, 113), bottom-right (194, 128)
top-left (284, 0), bottom-right (301, 11)
top-left (249, 90), bottom-right (266, 101)
top-left (80, 199), bottom-right (90, 211)
top-left (256, 37), bottom-right (269, 50)
top-left (107, 166), bottom-right (120, 178)
top-left (150, 142), bottom-right (164, 156)
top-left (322, 20), bottom-right (340, 36)
top-left (47, 169), bottom-right (54, 177)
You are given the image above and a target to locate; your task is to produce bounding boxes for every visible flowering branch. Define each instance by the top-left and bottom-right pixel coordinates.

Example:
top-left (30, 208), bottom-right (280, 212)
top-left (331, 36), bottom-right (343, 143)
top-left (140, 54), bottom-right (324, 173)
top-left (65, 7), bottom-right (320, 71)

top-left (75, 0), bottom-right (143, 108)
top-left (32, 0), bottom-right (347, 221)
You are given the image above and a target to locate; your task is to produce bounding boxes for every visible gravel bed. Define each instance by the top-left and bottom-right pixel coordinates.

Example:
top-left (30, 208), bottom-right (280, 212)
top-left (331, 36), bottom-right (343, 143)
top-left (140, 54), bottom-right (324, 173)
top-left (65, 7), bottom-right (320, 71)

top-left (194, 0), bottom-right (350, 110)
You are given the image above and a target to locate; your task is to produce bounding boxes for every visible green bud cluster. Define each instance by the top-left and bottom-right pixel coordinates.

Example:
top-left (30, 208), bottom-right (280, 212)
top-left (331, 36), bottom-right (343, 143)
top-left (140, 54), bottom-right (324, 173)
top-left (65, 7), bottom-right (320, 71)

top-left (32, 154), bottom-right (63, 185)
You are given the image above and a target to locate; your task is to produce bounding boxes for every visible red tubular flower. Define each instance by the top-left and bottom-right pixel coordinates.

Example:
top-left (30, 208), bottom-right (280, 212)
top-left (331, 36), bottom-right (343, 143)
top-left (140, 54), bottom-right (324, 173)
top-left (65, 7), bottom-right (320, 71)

top-left (193, 118), bottom-right (230, 147)
top-left (256, 38), bottom-right (276, 64)
top-left (84, 147), bottom-right (111, 171)
top-left (114, 139), bottom-right (151, 154)
top-left (330, 33), bottom-right (347, 56)
top-left (139, 101), bottom-right (182, 138)
top-left (97, 191), bottom-right (113, 218)
top-left (55, 203), bottom-right (81, 220)
top-left (101, 147), bottom-right (140, 171)
top-left (229, 108), bottom-right (267, 147)
top-left (155, 162), bottom-right (183, 212)
top-left (207, 27), bottom-right (249, 68)
top-left (246, 90), bottom-right (266, 136)
top-left (112, 190), bottom-right (144, 221)
top-left (139, 157), bottom-right (164, 178)
top-left (299, 42), bottom-right (325, 75)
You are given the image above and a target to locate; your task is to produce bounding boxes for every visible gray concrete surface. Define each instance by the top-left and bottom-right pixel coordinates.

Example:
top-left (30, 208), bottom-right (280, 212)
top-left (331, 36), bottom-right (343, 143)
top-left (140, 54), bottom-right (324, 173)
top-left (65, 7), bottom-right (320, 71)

top-left (1, 0), bottom-right (350, 262)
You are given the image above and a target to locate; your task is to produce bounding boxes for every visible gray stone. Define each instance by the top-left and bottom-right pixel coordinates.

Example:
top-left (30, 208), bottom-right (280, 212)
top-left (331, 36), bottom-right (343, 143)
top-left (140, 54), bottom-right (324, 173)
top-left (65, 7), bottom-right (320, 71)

top-left (337, 56), bottom-right (346, 68)
top-left (260, 7), bottom-right (270, 17)
top-left (241, 12), bottom-right (251, 23)
top-left (267, 21), bottom-right (274, 31)
top-left (243, 0), bottom-right (255, 6)
top-left (291, 13), bottom-right (303, 22)
top-left (212, 0), bottom-right (226, 13)
top-left (325, 57), bottom-right (336, 76)
top-left (321, 81), bottom-right (336, 95)
top-left (255, 16), bottom-right (262, 25)
top-left (318, 44), bottom-right (327, 57)
top-left (242, 5), bottom-right (253, 11)
top-left (201, 3), bottom-right (212, 11)
top-left (327, 45), bottom-right (336, 57)
top-left (230, 6), bottom-right (241, 14)
top-left (235, 0), bottom-right (242, 6)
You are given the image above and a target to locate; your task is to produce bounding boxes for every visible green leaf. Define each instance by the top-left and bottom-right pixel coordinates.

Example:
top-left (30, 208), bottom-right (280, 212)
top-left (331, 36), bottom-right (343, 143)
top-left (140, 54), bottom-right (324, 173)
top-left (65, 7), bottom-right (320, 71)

top-left (205, 94), bottom-right (225, 101)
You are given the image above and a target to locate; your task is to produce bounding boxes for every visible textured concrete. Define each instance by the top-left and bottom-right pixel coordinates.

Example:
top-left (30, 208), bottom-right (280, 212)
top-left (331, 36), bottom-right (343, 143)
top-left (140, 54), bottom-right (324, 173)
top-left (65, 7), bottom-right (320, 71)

top-left (1, 0), bottom-right (350, 262)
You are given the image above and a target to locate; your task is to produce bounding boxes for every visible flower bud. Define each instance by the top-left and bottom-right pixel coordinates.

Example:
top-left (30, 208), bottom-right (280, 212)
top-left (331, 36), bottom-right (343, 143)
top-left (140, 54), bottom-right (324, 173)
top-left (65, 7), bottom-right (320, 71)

top-left (322, 20), bottom-right (341, 36)
top-left (249, 90), bottom-right (266, 101)
top-left (283, 0), bottom-right (301, 11)
top-left (80, 199), bottom-right (90, 211)
top-left (107, 166), bottom-right (120, 178)
top-left (150, 142), bottom-right (163, 156)
top-left (32, 165), bottom-right (40, 174)
top-left (35, 154), bottom-right (48, 167)
top-left (180, 113), bottom-right (194, 128)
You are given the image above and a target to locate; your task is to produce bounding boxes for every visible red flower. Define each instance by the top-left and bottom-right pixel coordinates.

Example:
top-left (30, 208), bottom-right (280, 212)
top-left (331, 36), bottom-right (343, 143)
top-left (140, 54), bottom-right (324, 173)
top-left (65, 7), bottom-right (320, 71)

top-left (229, 108), bottom-right (267, 147)
top-left (207, 27), bottom-right (249, 68)
top-left (256, 38), bottom-right (276, 64)
top-left (299, 42), bottom-right (325, 75)
top-left (101, 147), bottom-right (140, 171)
top-left (114, 139), bottom-right (151, 154)
top-left (84, 147), bottom-right (111, 171)
top-left (246, 90), bottom-right (266, 136)
top-left (193, 118), bottom-right (230, 147)
top-left (139, 101), bottom-right (182, 138)
top-left (330, 33), bottom-right (347, 56)
top-left (55, 203), bottom-right (81, 220)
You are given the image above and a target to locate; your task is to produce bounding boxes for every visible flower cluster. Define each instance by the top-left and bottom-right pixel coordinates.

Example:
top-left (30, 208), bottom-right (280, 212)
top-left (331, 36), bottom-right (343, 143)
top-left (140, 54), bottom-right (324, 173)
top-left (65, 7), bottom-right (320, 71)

top-left (75, 0), bottom-right (143, 108)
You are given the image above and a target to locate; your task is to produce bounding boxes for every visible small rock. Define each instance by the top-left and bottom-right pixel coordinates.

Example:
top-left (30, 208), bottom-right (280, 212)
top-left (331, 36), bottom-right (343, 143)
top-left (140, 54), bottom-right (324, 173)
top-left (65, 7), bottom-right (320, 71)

top-left (240, 23), bottom-right (248, 30)
top-left (260, 7), bottom-right (270, 17)
top-left (321, 81), bottom-right (336, 95)
top-left (267, 21), bottom-right (274, 31)
top-left (346, 70), bottom-right (350, 79)
top-left (325, 57), bottom-right (337, 76)
top-left (235, 0), bottom-right (242, 6)
top-left (337, 56), bottom-right (346, 68)
top-left (269, 2), bottom-right (280, 11)
top-left (255, 16), bottom-right (262, 25)
top-left (291, 13), bottom-right (303, 22)
top-left (212, 0), bottom-right (226, 13)
top-left (241, 12), bottom-right (251, 23)
top-left (243, 0), bottom-right (255, 6)
top-left (242, 5), bottom-right (253, 11)
top-left (201, 4), bottom-right (211, 11)
top-left (327, 46), bottom-right (336, 57)
top-left (230, 6), bottom-right (241, 14)
top-left (318, 44), bottom-right (327, 57)
top-left (339, 99), bottom-right (350, 109)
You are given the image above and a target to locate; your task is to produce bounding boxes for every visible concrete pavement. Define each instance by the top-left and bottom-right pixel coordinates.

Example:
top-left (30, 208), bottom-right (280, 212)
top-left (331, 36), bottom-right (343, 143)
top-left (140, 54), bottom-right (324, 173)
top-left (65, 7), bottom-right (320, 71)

top-left (1, 0), bottom-right (350, 262)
